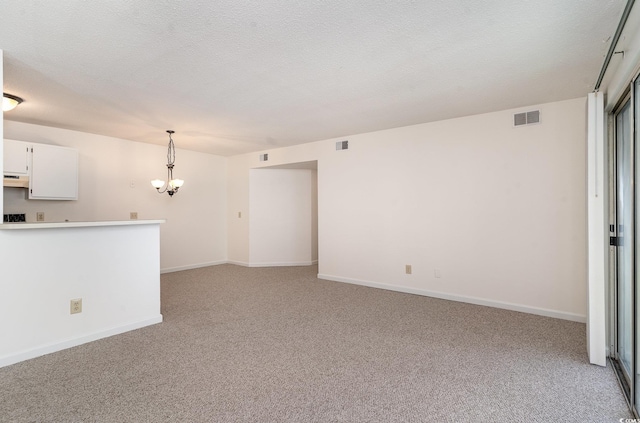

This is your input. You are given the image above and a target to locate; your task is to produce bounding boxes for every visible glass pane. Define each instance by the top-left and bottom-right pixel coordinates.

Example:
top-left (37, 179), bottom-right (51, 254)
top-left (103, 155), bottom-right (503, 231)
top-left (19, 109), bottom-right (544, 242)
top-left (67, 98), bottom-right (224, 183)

top-left (617, 100), bottom-right (632, 380)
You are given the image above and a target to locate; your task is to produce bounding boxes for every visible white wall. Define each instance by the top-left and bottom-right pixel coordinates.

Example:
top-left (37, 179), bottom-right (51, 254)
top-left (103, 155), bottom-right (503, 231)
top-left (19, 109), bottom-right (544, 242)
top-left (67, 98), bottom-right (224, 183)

top-left (3, 121), bottom-right (227, 272)
top-left (311, 169), bottom-right (318, 262)
top-left (0, 223), bottom-right (163, 367)
top-left (228, 97), bottom-right (588, 321)
top-left (249, 168), bottom-right (317, 266)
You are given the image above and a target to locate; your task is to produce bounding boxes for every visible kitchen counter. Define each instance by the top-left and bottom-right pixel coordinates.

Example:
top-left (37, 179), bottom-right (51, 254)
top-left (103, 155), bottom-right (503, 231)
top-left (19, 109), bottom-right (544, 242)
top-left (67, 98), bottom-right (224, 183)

top-left (0, 219), bottom-right (165, 230)
top-left (0, 218), bottom-right (164, 367)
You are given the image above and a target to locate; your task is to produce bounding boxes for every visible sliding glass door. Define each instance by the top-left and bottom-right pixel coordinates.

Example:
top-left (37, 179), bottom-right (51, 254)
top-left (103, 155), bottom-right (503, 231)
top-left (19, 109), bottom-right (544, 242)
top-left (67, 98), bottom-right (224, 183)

top-left (614, 98), bottom-right (633, 400)
top-left (611, 77), bottom-right (640, 414)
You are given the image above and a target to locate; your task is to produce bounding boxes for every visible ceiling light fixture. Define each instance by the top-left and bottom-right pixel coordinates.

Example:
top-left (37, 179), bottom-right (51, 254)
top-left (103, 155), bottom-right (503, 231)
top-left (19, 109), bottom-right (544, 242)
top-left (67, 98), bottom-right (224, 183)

top-left (151, 130), bottom-right (184, 197)
top-left (3, 93), bottom-right (23, 112)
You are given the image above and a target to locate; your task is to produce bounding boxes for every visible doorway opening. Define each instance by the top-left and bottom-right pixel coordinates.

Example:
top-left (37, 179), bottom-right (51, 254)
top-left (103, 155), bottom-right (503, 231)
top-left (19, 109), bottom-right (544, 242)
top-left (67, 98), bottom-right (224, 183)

top-left (248, 160), bottom-right (318, 267)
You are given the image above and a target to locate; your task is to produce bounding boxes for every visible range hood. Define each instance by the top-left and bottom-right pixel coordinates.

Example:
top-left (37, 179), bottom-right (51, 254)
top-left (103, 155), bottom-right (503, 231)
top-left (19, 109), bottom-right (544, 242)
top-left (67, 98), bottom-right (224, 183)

top-left (3, 175), bottom-right (29, 188)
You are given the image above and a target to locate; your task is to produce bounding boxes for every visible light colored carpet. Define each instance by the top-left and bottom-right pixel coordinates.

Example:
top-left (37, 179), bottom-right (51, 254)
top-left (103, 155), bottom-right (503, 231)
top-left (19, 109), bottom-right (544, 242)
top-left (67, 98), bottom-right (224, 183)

top-left (0, 264), bottom-right (632, 422)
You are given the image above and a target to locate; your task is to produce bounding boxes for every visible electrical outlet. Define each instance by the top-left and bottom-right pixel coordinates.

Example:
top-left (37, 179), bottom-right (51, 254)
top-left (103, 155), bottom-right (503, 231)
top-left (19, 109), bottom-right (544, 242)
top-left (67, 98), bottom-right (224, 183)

top-left (434, 269), bottom-right (442, 278)
top-left (36, 212), bottom-right (45, 222)
top-left (70, 298), bottom-right (82, 314)
top-left (130, 212), bottom-right (138, 220)
top-left (405, 264), bottom-right (412, 275)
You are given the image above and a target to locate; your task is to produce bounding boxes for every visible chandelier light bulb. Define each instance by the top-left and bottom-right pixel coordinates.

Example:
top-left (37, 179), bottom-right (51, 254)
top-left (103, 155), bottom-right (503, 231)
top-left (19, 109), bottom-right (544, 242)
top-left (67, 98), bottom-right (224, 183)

top-left (151, 179), bottom-right (165, 189)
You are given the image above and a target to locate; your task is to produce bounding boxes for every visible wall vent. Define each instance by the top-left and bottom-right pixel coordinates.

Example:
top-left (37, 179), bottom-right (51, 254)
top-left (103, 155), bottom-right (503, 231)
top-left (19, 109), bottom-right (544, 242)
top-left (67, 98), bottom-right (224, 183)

top-left (259, 153), bottom-right (269, 161)
top-left (3, 213), bottom-right (26, 222)
top-left (514, 110), bottom-right (540, 127)
top-left (336, 140), bottom-right (349, 150)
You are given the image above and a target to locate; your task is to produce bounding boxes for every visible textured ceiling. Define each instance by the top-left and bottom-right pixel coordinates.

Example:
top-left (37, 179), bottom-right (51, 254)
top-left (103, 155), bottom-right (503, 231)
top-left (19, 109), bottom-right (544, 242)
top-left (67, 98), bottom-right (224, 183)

top-left (0, 1), bottom-right (627, 156)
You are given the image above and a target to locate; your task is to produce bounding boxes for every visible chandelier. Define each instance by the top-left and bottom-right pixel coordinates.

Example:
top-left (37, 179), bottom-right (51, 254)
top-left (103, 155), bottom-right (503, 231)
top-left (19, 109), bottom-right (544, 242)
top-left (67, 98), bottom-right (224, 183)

top-left (151, 130), bottom-right (184, 196)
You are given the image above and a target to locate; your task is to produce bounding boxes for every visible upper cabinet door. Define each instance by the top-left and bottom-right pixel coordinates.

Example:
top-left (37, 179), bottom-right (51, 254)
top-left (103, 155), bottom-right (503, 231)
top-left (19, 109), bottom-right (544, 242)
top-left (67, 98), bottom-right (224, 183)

top-left (29, 144), bottom-right (78, 200)
top-left (3, 139), bottom-right (29, 175)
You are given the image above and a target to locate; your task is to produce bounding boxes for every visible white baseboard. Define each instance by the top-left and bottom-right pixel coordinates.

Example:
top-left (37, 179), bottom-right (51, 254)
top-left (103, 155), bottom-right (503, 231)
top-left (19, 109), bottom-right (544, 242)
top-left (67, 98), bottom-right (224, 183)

top-left (317, 273), bottom-right (586, 323)
top-left (248, 261), bottom-right (316, 267)
top-left (0, 315), bottom-right (163, 368)
top-left (171, 260), bottom-right (319, 270)
top-left (226, 260), bottom-right (250, 267)
top-left (161, 264), bottom-right (584, 322)
top-left (161, 260), bottom-right (227, 274)
top-left (226, 260), bottom-right (318, 267)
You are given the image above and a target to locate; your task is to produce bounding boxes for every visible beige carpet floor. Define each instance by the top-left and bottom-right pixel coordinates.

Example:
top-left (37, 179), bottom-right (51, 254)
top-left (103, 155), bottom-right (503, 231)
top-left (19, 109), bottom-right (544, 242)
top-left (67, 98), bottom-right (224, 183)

top-left (0, 264), bottom-right (632, 422)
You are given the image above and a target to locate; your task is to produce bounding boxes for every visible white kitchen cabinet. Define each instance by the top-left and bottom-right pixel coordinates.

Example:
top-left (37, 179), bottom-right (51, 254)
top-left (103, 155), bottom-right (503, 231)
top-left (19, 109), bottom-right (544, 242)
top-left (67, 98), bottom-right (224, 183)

top-left (29, 144), bottom-right (78, 200)
top-left (3, 139), bottom-right (30, 175)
